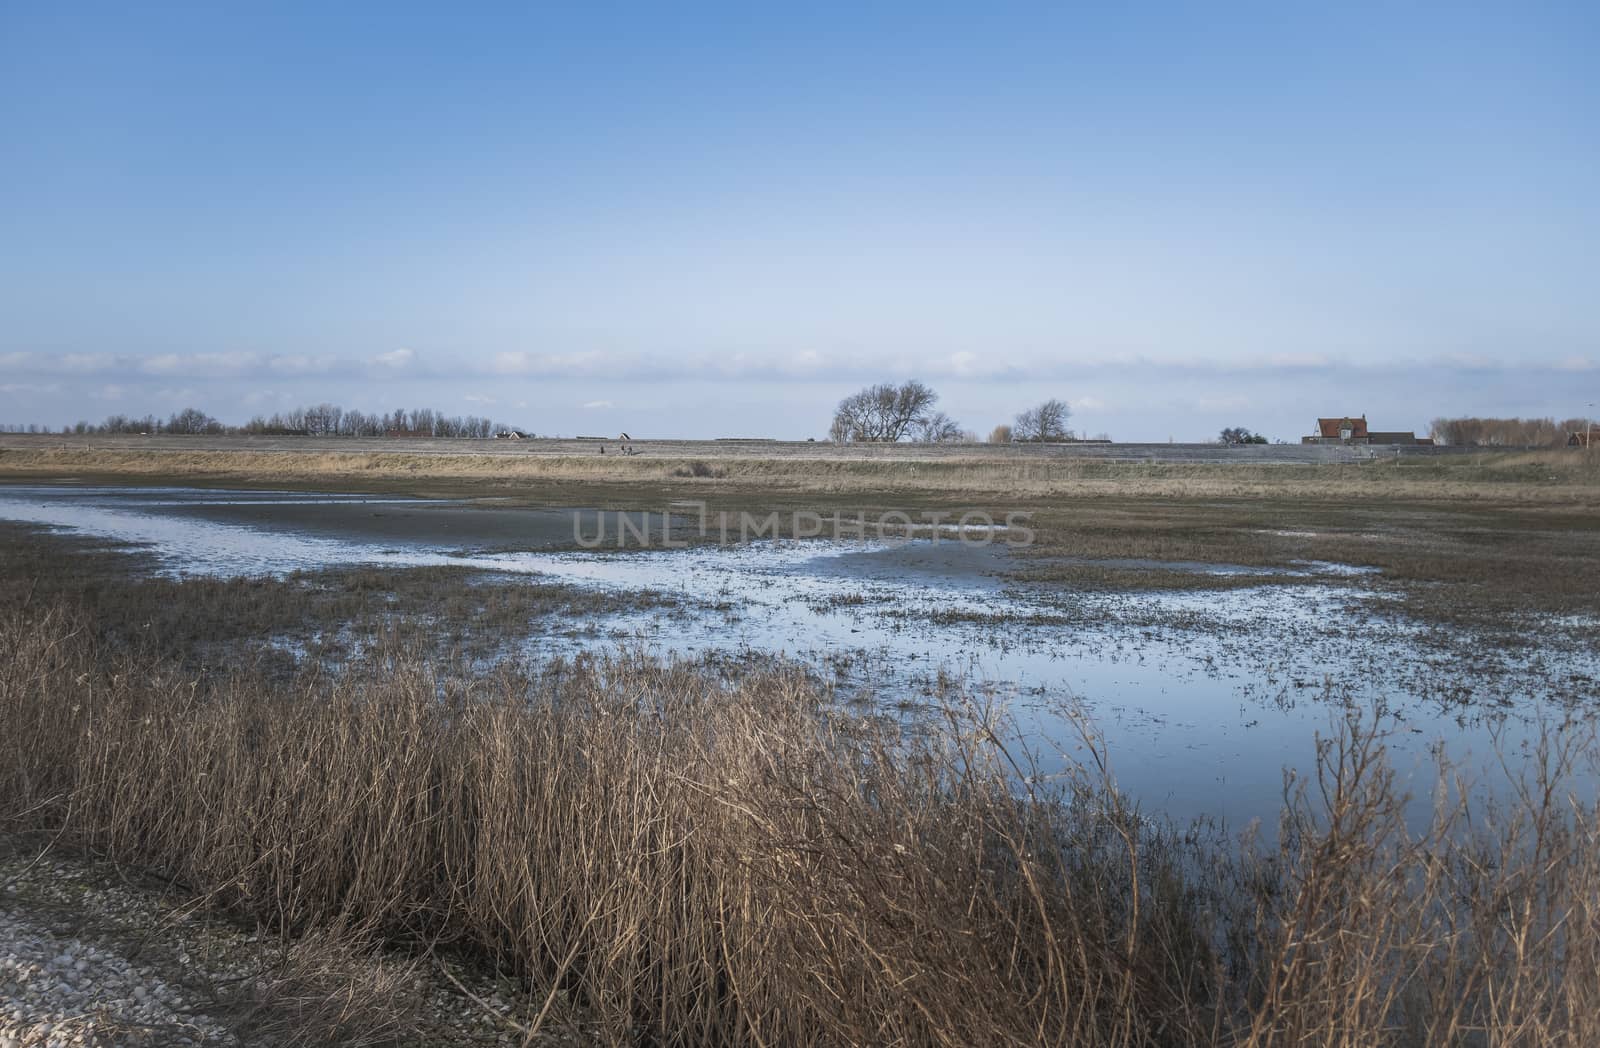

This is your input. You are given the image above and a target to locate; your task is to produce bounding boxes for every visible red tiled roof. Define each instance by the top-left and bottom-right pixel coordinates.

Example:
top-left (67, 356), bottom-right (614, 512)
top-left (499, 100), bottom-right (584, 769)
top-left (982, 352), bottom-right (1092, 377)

top-left (1316, 416), bottom-right (1368, 438)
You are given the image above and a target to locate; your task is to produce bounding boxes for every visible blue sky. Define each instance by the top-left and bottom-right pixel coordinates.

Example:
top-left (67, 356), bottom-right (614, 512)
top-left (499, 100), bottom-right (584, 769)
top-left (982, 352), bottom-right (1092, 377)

top-left (3, 2), bottom-right (1596, 440)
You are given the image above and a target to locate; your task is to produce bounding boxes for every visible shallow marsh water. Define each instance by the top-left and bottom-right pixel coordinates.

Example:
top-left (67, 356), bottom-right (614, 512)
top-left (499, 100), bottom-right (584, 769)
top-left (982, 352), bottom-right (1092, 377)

top-left (3, 483), bottom-right (1596, 830)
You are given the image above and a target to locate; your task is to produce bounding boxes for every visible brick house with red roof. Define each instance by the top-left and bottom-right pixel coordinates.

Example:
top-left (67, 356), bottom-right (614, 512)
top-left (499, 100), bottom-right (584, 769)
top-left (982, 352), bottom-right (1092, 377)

top-left (1302, 416), bottom-right (1427, 445)
top-left (1304, 416), bottom-right (1369, 444)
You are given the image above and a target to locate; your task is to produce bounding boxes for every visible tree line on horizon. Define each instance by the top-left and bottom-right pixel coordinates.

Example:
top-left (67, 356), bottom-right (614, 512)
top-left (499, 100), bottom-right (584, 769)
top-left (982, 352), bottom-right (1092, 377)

top-left (8, 398), bottom-right (1591, 447)
top-left (1, 403), bottom-right (528, 438)
top-left (1429, 416), bottom-right (1594, 447)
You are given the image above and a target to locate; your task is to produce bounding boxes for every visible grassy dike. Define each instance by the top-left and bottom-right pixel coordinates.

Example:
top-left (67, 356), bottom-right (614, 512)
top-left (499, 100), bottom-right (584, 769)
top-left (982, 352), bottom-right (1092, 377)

top-left (2, 438), bottom-right (1598, 504)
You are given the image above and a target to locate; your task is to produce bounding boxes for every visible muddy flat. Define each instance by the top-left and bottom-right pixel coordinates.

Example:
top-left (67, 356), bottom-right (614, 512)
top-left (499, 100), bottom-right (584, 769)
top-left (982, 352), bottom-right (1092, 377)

top-left (150, 492), bottom-right (624, 550)
top-left (0, 484), bottom-right (649, 551)
top-left (3, 481), bottom-right (1596, 832)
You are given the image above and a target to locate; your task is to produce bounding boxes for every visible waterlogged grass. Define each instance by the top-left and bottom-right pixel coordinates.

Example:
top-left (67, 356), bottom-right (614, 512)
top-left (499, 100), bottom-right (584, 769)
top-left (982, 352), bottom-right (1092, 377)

top-left (0, 523), bottom-right (679, 666)
top-left (2, 496), bottom-right (1598, 1043)
top-left (6, 446), bottom-right (1599, 627)
top-left (3, 604), bottom-right (1599, 1045)
top-left (1013, 497), bottom-right (1600, 625)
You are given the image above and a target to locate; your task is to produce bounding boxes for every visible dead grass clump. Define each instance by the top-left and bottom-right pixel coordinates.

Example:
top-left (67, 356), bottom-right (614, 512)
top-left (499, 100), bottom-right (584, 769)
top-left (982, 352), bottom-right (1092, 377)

top-left (670, 460), bottom-right (724, 479)
top-left (211, 929), bottom-right (426, 1048)
top-left (2, 605), bottom-right (1598, 1045)
top-left (1252, 717), bottom-right (1600, 1044)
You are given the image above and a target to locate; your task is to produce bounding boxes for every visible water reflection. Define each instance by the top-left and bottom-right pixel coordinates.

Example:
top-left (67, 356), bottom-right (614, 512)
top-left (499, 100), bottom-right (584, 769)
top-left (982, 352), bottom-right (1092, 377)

top-left (2, 484), bottom-right (1594, 829)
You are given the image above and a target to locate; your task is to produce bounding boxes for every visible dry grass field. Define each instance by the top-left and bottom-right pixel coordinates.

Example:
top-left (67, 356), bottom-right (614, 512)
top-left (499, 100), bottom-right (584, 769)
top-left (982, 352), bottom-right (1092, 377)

top-left (4, 434), bottom-right (1596, 505)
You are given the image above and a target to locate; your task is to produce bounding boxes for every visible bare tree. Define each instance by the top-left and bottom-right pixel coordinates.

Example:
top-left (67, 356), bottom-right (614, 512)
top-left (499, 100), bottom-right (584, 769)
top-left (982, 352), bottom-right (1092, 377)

top-left (210, 404), bottom-right (528, 439)
top-left (914, 411), bottom-right (965, 443)
top-left (166, 407), bottom-right (224, 435)
top-left (830, 381), bottom-right (939, 442)
top-left (303, 403), bottom-right (343, 436)
top-left (987, 424), bottom-right (1014, 444)
top-left (1013, 399), bottom-right (1071, 442)
top-left (407, 408), bottom-right (437, 436)
top-left (1430, 416), bottom-right (1586, 447)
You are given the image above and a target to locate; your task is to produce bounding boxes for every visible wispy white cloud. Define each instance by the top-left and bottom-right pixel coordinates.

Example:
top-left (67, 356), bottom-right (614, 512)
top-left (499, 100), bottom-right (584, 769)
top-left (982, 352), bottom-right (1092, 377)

top-left (582, 399), bottom-right (613, 409)
top-left (1433, 353), bottom-right (1498, 371)
top-left (59, 353), bottom-right (120, 374)
top-left (373, 348), bottom-right (415, 368)
top-left (268, 354), bottom-right (336, 375)
top-left (933, 350), bottom-right (1026, 379)
top-left (137, 354), bottom-right (183, 375)
top-left (1258, 352), bottom-right (1331, 370)
top-left (139, 352), bottom-right (263, 377)
top-left (1, 348), bottom-right (1594, 394)
top-left (490, 351), bottom-right (619, 377)
top-left (788, 349), bottom-right (826, 373)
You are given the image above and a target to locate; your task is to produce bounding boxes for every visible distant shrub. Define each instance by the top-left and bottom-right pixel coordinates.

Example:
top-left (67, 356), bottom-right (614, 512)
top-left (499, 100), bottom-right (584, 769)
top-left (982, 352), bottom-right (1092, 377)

top-left (1430, 416), bottom-right (1593, 447)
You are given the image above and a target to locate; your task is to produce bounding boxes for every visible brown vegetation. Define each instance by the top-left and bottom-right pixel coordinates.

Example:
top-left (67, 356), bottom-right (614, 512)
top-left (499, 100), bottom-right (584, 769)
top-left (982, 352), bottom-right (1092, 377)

top-left (48, 403), bottom-right (524, 439)
top-left (3, 597), bottom-right (1598, 1045)
top-left (3, 441), bottom-right (1598, 508)
top-left (0, 524), bottom-right (677, 669)
top-left (1430, 416), bottom-right (1594, 447)
top-left (1016, 495), bottom-right (1600, 623)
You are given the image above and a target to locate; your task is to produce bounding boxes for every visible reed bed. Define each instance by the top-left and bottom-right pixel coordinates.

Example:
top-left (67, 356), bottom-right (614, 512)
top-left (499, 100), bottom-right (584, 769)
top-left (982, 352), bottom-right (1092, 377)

top-left (2, 605), bottom-right (1597, 1046)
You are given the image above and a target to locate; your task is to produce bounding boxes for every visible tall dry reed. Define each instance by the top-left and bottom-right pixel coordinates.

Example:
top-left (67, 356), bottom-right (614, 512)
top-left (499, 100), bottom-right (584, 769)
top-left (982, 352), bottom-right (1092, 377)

top-left (2, 605), bottom-right (1596, 1046)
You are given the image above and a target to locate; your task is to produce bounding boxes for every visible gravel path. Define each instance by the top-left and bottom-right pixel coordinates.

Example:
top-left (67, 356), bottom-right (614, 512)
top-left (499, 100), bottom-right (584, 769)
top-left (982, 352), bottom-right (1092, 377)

top-left (1, 840), bottom-right (588, 1047)
top-left (0, 908), bottom-right (232, 1047)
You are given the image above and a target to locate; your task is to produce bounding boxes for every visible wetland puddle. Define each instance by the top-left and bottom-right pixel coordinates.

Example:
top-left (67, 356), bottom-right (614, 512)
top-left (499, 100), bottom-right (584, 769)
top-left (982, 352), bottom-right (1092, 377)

top-left (3, 484), bottom-right (1596, 829)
